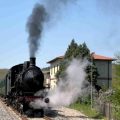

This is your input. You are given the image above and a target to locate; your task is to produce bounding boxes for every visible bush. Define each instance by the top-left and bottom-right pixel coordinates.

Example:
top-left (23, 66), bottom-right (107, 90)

top-left (109, 88), bottom-right (120, 119)
top-left (0, 79), bottom-right (5, 95)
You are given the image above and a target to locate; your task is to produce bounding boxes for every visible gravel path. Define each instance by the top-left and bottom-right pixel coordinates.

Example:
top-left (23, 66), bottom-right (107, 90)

top-left (28, 107), bottom-right (95, 120)
top-left (0, 99), bottom-right (21, 120)
top-left (0, 99), bottom-right (96, 120)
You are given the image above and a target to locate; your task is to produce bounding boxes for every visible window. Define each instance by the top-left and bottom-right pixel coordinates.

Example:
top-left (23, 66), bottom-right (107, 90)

top-left (57, 64), bottom-right (59, 71)
top-left (51, 67), bottom-right (52, 75)
top-left (54, 66), bottom-right (55, 74)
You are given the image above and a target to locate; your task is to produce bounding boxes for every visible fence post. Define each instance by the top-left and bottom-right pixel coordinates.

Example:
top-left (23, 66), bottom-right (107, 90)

top-left (108, 103), bottom-right (110, 120)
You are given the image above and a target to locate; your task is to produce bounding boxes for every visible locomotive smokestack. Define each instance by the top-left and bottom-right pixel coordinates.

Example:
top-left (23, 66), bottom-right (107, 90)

top-left (30, 57), bottom-right (36, 66)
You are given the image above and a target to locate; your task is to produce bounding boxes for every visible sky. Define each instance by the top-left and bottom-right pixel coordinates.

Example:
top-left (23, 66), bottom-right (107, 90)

top-left (0, 0), bottom-right (120, 68)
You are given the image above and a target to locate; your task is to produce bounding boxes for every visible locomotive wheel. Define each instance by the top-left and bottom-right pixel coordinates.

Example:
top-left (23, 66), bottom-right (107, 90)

top-left (33, 109), bottom-right (44, 117)
top-left (19, 103), bottom-right (23, 114)
top-left (40, 109), bottom-right (44, 117)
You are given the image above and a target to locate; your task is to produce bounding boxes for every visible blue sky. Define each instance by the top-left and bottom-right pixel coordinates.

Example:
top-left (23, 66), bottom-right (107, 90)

top-left (0, 0), bottom-right (120, 68)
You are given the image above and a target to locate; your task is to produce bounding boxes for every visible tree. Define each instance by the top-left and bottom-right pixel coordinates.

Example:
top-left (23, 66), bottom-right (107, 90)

top-left (56, 39), bottom-right (99, 85)
top-left (79, 42), bottom-right (90, 59)
top-left (64, 39), bottom-right (78, 59)
top-left (86, 62), bottom-right (99, 85)
top-left (56, 39), bottom-right (78, 79)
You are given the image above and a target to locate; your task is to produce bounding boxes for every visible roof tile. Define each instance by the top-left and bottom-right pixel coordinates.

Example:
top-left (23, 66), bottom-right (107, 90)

top-left (92, 54), bottom-right (114, 61)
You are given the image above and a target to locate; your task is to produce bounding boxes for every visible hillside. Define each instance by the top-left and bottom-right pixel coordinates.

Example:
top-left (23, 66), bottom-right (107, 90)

top-left (0, 69), bottom-right (8, 80)
top-left (112, 64), bottom-right (120, 89)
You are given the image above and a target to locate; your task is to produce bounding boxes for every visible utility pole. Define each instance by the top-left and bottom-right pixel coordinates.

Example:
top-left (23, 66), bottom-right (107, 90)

top-left (91, 52), bottom-right (94, 109)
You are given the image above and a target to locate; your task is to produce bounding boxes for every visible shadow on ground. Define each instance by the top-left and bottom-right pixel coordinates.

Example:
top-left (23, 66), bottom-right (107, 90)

top-left (44, 108), bottom-right (94, 119)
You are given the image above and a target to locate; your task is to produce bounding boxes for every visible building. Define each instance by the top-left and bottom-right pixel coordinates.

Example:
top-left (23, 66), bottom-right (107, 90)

top-left (47, 56), bottom-right (63, 89)
top-left (92, 54), bottom-right (114, 89)
top-left (42, 67), bottom-right (50, 88)
top-left (47, 53), bottom-right (114, 89)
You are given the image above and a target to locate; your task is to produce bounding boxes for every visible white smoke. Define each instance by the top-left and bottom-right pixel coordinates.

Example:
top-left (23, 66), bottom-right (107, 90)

top-left (30, 59), bottom-right (89, 109)
top-left (47, 59), bottom-right (88, 107)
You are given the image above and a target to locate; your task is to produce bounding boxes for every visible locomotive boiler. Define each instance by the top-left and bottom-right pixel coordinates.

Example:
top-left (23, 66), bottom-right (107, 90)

top-left (5, 57), bottom-right (49, 117)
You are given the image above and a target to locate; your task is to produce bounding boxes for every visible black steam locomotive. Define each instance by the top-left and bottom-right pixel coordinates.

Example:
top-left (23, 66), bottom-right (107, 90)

top-left (5, 57), bottom-right (49, 117)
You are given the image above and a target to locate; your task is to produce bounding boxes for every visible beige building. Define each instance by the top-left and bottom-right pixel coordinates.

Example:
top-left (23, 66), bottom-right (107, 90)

top-left (47, 56), bottom-right (63, 89)
top-left (47, 53), bottom-right (114, 89)
top-left (42, 67), bottom-right (50, 88)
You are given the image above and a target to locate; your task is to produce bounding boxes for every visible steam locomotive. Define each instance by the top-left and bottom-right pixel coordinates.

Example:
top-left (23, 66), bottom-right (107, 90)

top-left (5, 57), bottom-right (49, 117)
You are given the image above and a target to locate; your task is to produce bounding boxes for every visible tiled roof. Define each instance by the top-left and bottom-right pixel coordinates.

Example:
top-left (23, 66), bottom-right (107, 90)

top-left (47, 53), bottom-right (114, 63)
top-left (92, 53), bottom-right (114, 61)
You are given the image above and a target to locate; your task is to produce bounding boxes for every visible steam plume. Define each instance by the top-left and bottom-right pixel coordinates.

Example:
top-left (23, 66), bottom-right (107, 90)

top-left (47, 59), bottom-right (88, 107)
top-left (27, 0), bottom-right (77, 57)
top-left (30, 59), bottom-right (88, 108)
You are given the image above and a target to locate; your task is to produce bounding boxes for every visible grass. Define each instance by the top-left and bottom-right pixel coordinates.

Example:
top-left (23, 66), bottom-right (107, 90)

top-left (69, 102), bottom-right (105, 119)
top-left (0, 69), bottom-right (8, 80)
top-left (112, 64), bottom-right (120, 89)
top-left (0, 69), bottom-right (8, 95)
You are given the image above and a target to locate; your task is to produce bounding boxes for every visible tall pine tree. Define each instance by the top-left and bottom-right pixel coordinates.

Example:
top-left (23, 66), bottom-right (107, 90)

top-left (65, 39), bottom-right (78, 59)
top-left (56, 39), bottom-right (99, 85)
top-left (56, 39), bottom-right (78, 78)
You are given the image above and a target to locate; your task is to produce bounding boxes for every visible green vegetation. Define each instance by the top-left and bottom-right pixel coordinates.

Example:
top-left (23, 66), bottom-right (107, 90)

top-left (0, 80), bottom-right (5, 95)
top-left (112, 52), bottom-right (120, 89)
top-left (0, 69), bottom-right (8, 95)
top-left (42, 67), bottom-right (50, 71)
top-left (56, 39), bottom-right (99, 85)
top-left (107, 52), bottom-right (120, 119)
top-left (69, 102), bottom-right (104, 119)
top-left (106, 88), bottom-right (120, 120)
top-left (0, 69), bottom-right (8, 80)
top-left (112, 65), bottom-right (120, 89)
top-left (56, 39), bottom-right (101, 119)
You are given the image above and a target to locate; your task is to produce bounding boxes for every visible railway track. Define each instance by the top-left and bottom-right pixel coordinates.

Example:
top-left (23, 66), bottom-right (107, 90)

top-left (0, 97), bottom-right (53, 120)
top-left (1, 97), bottom-right (92, 120)
top-left (43, 116), bottom-right (53, 120)
top-left (0, 97), bottom-right (21, 120)
top-left (0, 97), bottom-right (27, 120)
top-left (26, 115), bottom-right (53, 120)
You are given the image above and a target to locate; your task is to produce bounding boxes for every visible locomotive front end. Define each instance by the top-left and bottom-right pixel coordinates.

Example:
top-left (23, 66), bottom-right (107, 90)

top-left (5, 57), bottom-right (49, 117)
top-left (21, 57), bottom-right (44, 94)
